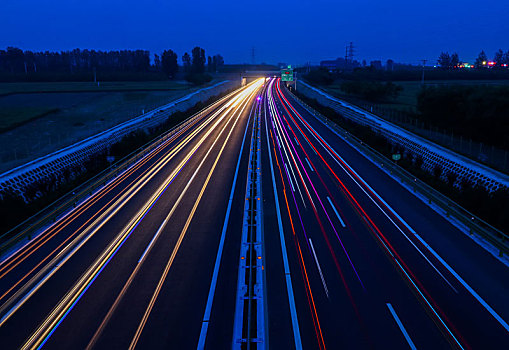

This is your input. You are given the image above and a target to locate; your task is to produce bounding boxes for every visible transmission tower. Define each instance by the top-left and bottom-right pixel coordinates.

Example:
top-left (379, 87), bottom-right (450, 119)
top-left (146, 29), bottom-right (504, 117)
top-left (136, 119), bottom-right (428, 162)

top-left (345, 42), bottom-right (355, 70)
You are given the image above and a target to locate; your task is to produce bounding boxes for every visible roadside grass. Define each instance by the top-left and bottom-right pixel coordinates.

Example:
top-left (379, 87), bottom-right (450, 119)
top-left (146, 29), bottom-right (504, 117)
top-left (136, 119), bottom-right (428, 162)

top-left (0, 81), bottom-right (211, 173)
top-left (0, 107), bottom-right (60, 131)
top-left (0, 80), bottom-right (192, 96)
top-left (323, 79), bottom-right (509, 113)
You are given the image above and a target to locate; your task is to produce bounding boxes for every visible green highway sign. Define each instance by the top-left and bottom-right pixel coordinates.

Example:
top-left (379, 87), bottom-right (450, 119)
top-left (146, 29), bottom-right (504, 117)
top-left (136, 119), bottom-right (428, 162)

top-left (281, 67), bottom-right (294, 81)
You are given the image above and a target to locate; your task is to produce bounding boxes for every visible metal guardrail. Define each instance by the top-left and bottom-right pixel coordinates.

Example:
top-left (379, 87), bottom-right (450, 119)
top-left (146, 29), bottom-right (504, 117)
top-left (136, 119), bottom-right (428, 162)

top-left (0, 81), bottom-right (236, 199)
top-left (299, 82), bottom-right (509, 195)
top-left (290, 91), bottom-right (509, 258)
top-left (233, 97), bottom-right (266, 348)
top-left (0, 85), bottom-right (244, 258)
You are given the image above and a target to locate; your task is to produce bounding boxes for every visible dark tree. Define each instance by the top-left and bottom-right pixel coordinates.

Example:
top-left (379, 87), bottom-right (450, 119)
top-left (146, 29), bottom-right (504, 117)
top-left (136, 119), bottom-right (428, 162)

top-left (213, 54), bottom-right (224, 67)
top-left (475, 50), bottom-right (488, 68)
top-left (161, 49), bottom-right (178, 78)
top-left (5, 47), bottom-right (25, 72)
top-left (494, 49), bottom-right (504, 67)
top-left (450, 52), bottom-right (460, 68)
top-left (437, 52), bottom-right (451, 69)
top-left (154, 54), bottom-right (161, 71)
top-left (207, 56), bottom-right (213, 72)
top-left (504, 51), bottom-right (509, 65)
top-left (0, 47), bottom-right (153, 75)
top-left (191, 47), bottom-right (206, 74)
top-left (208, 54), bottom-right (224, 73)
top-left (386, 59), bottom-right (394, 71)
top-left (182, 52), bottom-right (191, 73)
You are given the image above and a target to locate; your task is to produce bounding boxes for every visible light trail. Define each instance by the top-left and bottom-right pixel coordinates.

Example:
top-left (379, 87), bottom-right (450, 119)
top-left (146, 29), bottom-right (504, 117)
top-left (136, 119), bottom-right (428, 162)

top-left (0, 89), bottom-right (244, 327)
top-left (309, 238), bottom-right (329, 298)
top-left (128, 80), bottom-right (264, 349)
top-left (270, 81), bottom-right (366, 291)
top-left (0, 85), bottom-right (245, 279)
top-left (196, 85), bottom-right (258, 349)
top-left (263, 82), bottom-right (303, 350)
top-left (17, 80), bottom-right (264, 349)
top-left (275, 79), bottom-right (469, 349)
top-left (0, 84), bottom-right (257, 313)
top-left (265, 79), bottom-right (325, 349)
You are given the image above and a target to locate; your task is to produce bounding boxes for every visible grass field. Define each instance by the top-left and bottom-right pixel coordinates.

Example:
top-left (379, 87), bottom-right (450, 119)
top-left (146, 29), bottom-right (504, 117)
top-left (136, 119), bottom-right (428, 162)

top-left (0, 80), bottom-right (192, 96)
top-left (0, 80), bottom-right (218, 173)
top-left (324, 79), bottom-right (509, 112)
top-left (0, 107), bottom-right (59, 131)
top-left (0, 80), bottom-right (202, 131)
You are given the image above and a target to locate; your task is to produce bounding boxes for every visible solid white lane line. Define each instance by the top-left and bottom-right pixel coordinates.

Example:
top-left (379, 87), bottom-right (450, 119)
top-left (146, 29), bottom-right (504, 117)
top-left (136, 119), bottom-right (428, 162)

top-left (197, 87), bottom-right (257, 349)
top-left (284, 163), bottom-right (295, 192)
top-left (309, 239), bottom-right (329, 298)
top-left (22, 84), bottom-right (261, 349)
top-left (90, 85), bottom-right (262, 350)
top-left (327, 196), bottom-right (345, 227)
top-left (291, 101), bottom-right (460, 293)
top-left (393, 259), bottom-right (463, 349)
top-left (283, 85), bottom-right (509, 344)
top-left (129, 85), bottom-right (261, 350)
top-left (0, 94), bottom-right (234, 326)
top-left (305, 157), bottom-right (314, 172)
top-left (413, 233), bottom-right (509, 332)
top-left (265, 80), bottom-right (302, 350)
top-left (386, 303), bottom-right (417, 350)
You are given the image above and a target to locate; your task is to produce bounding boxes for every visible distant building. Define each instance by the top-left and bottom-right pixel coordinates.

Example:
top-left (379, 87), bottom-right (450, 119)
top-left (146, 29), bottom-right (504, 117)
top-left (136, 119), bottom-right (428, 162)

top-left (320, 57), bottom-right (347, 71)
top-left (386, 59), bottom-right (394, 71)
top-left (320, 57), bottom-right (360, 72)
top-left (370, 60), bottom-right (382, 70)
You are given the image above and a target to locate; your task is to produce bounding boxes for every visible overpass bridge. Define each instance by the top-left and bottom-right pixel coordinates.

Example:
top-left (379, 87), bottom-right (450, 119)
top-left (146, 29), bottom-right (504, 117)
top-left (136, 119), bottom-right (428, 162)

top-left (239, 71), bottom-right (279, 85)
top-left (239, 69), bottom-right (297, 90)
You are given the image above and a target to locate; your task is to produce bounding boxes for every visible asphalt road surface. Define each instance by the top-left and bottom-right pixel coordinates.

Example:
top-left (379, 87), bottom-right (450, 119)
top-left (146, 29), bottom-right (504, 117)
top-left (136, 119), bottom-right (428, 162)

top-left (0, 77), bottom-right (507, 349)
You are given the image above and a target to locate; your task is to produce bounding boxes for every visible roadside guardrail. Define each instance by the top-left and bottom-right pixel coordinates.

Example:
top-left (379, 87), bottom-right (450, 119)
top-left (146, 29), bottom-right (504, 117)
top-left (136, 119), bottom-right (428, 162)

top-left (0, 84), bottom-right (248, 258)
top-left (290, 91), bottom-right (509, 258)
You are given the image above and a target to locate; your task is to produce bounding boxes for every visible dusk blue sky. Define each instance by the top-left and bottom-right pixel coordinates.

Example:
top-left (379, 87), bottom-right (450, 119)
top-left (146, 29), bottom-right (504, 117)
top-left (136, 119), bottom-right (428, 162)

top-left (1, 0), bottom-right (508, 66)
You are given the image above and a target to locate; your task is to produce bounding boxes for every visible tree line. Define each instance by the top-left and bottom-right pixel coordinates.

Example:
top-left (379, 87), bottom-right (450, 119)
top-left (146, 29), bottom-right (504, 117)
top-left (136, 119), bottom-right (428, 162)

top-left (437, 49), bottom-right (509, 69)
top-left (0, 47), bottom-right (224, 83)
top-left (417, 84), bottom-right (509, 150)
top-left (0, 48), bottom-right (151, 74)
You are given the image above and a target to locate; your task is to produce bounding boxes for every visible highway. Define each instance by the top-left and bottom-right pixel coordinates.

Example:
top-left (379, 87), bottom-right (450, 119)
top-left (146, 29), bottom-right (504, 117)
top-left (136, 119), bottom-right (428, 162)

top-left (0, 77), bottom-right (507, 349)
top-left (260, 79), bottom-right (508, 349)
